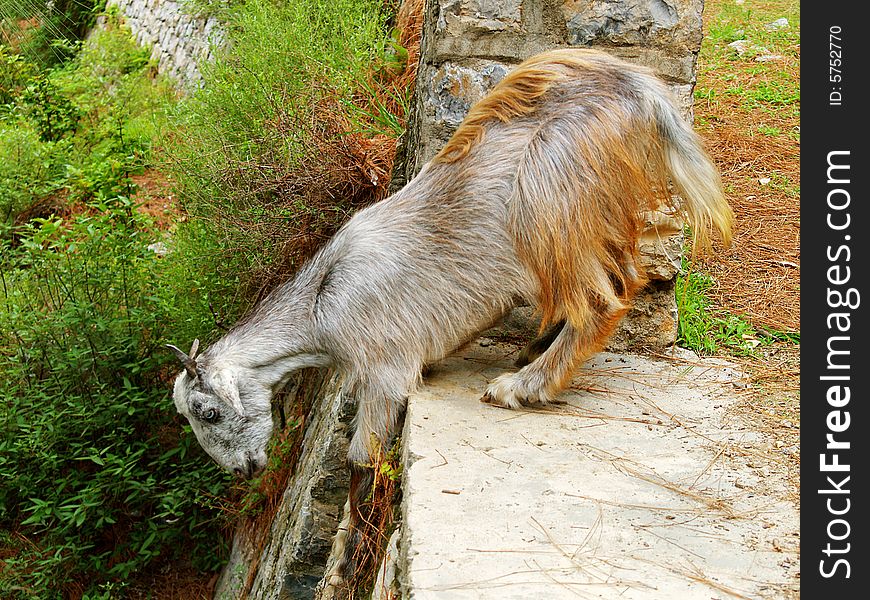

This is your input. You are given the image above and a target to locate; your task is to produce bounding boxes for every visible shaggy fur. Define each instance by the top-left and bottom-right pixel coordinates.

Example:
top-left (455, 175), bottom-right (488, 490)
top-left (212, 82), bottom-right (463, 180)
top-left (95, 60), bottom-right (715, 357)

top-left (168, 48), bottom-right (733, 591)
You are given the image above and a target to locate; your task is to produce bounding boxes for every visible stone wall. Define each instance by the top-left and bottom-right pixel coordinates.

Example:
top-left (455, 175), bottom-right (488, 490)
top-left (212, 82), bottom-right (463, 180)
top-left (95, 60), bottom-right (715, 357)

top-left (394, 0), bottom-right (707, 350)
top-left (214, 371), bottom-right (355, 600)
top-left (107, 0), bottom-right (223, 88)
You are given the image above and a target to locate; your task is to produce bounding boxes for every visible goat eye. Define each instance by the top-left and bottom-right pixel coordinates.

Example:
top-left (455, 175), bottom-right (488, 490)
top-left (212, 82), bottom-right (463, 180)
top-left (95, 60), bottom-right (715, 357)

top-left (203, 408), bottom-right (219, 423)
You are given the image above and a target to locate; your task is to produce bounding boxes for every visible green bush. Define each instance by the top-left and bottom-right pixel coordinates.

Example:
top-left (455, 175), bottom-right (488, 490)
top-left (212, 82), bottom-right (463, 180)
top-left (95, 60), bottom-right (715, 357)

top-left (165, 0), bottom-right (403, 321)
top-left (19, 73), bottom-right (80, 141)
top-left (0, 1), bottom-right (414, 594)
top-left (0, 10), bottom-right (230, 598)
top-left (0, 0), bottom-right (105, 67)
top-left (0, 199), bottom-right (231, 597)
top-left (0, 122), bottom-right (69, 224)
top-left (1, 13), bottom-right (172, 226)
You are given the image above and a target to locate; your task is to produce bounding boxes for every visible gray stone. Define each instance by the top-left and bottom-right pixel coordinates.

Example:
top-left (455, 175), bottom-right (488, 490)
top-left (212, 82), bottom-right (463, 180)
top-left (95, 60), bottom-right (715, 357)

top-left (425, 60), bottom-right (509, 129)
top-left (437, 0), bottom-right (524, 36)
top-left (213, 371), bottom-right (354, 600)
top-left (107, 0), bottom-right (222, 88)
top-left (398, 343), bottom-right (800, 599)
top-left (755, 53), bottom-right (785, 63)
top-left (765, 17), bottom-right (789, 30)
top-left (430, 33), bottom-right (555, 65)
top-left (608, 281), bottom-right (678, 351)
top-left (563, 0), bottom-right (703, 54)
top-left (638, 209), bottom-right (685, 281)
top-left (371, 528), bottom-right (401, 600)
top-left (404, 59), bottom-right (515, 171)
top-left (602, 45), bottom-right (698, 85)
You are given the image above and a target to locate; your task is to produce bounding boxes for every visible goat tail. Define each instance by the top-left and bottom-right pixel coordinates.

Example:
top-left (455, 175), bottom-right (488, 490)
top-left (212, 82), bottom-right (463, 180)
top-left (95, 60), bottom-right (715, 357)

top-left (651, 94), bottom-right (734, 252)
top-left (506, 66), bottom-right (736, 331)
top-left (508, 100), bottom-right (665, 330)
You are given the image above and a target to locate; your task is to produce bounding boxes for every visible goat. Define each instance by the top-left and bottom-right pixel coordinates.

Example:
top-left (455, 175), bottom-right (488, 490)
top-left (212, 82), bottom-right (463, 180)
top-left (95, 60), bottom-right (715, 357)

top-left (167, 48), bottom-right (733, 591)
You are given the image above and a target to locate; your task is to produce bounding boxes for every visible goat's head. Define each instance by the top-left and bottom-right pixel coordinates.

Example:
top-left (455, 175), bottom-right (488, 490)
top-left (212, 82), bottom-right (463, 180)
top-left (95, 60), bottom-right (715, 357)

top-left (167, 340), bottom-right (273, 480)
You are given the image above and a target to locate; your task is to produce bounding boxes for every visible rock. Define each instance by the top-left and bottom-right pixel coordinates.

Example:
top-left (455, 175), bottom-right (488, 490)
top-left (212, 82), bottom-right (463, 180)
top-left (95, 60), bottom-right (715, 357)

top-left (106, 0), bottom-right (222, 88)
top-left (371, 528), bottom-right (401, 600)
top-left (727, 39), bottom-right (750, 54)
top-left (437, 0), bottom-right (524, 36)
top-left (728, 39), bottom-right (771, 56)
top-left (409, 59), bottom-right (511, 167)
top-left (214, 370), bottom-right (355, 600)
top-left (425, 61), bottom-right (510, 131)
top-left (608, 280), bottom-right (679, 351)
top-left (563, 0), bottom-right (703, 54)
top-left (638, 209), bottom-right (685, 281)
top-left (765, 17), bottom-right (789, 30)
top-left (755, 53), bottom-right (785, 63)
top-left (147, 241), bottom-right (169, 256)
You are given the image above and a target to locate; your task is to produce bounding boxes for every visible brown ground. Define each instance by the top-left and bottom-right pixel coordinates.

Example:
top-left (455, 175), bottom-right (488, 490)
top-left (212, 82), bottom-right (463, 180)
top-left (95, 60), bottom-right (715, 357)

top-left (694, 0), bottom-right (800, 499)
top-left (695, 87), bottom-right (800, 334)
top-left (694, 0), bottom-right (800, 335)
top-left (130, 171), bottom-right (180, 231)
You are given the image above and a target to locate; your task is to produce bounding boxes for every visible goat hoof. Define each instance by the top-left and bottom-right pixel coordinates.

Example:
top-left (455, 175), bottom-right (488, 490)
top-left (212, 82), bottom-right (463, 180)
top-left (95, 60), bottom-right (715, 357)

top-left (481, 374), bottom-right (526, 409)
top-left (482, 373), bottom-right (556, 409)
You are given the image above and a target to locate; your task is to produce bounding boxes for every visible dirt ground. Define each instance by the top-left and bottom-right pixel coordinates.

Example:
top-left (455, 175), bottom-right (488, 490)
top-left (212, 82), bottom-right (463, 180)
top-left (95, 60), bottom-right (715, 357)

top-left (693, 0), bottom-right (801, 522)
top-left (695, 1), bottom-right (800, 337)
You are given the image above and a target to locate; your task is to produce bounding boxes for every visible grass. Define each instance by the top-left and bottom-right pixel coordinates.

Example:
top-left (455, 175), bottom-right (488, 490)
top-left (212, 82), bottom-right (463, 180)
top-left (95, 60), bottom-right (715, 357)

top-left (678, 0), bottom-right (800, 355)
top-left (162, 0), bottom-right (419, 325)
top-left (695, 0), bottom-right (800, 119)
top-left (680, 0), bottom-right (800, 509)
top-left (677, 258), bottom-right (792, 357)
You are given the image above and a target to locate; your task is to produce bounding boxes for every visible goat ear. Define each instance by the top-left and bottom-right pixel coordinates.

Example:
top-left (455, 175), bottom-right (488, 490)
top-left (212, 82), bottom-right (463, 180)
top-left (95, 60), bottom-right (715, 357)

top-left (211, 367), bottom-right (247, 418)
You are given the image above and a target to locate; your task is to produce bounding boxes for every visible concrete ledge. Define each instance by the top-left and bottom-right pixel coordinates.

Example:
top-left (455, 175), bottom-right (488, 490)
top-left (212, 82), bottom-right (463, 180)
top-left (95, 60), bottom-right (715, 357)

top-left (384, 343), bottom-right (798, 599)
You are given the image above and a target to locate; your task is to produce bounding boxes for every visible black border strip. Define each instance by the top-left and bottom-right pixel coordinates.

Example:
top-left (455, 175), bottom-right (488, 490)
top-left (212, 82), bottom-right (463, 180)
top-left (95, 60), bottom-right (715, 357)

top-left (802, 3), bottom-right (869, 596)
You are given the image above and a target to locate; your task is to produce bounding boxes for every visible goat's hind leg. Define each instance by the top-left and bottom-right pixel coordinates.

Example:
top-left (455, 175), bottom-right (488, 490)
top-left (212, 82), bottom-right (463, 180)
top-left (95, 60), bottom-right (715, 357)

top-left (483, 302), bottom-right (627, 409)
top-left (515, 319), bottom-right (566, 368)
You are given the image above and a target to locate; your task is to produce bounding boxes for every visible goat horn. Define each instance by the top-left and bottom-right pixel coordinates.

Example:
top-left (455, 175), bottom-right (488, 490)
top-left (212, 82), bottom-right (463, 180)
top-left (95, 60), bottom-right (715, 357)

top-left (189, 338), bottom-right (200, 360)
top-left (166, 343), bottom-right (198, 379)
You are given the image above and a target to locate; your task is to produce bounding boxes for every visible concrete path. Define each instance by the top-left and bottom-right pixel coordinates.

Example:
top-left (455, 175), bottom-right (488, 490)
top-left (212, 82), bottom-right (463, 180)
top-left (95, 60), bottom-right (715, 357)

top-left (394, 342), bottom-right (799, 599)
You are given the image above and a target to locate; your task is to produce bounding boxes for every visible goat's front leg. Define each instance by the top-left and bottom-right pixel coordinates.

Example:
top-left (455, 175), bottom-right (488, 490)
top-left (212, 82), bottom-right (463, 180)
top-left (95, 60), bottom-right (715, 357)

top-left (320, 376), bottom-right (408, 597)
top-left (320, 464), bottom-right (376, 599)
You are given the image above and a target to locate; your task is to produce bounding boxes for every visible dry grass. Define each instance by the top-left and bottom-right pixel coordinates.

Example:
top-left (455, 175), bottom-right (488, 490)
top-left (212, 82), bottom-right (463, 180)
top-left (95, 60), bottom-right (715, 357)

top-left (214, 0), bottom-right (423, 309)
top-left (692, 0), bottom-right (800, 498)
top-left (345, 445), bottom-right (403, 599)
top-left (694, 0), bottom-right (800, 335)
